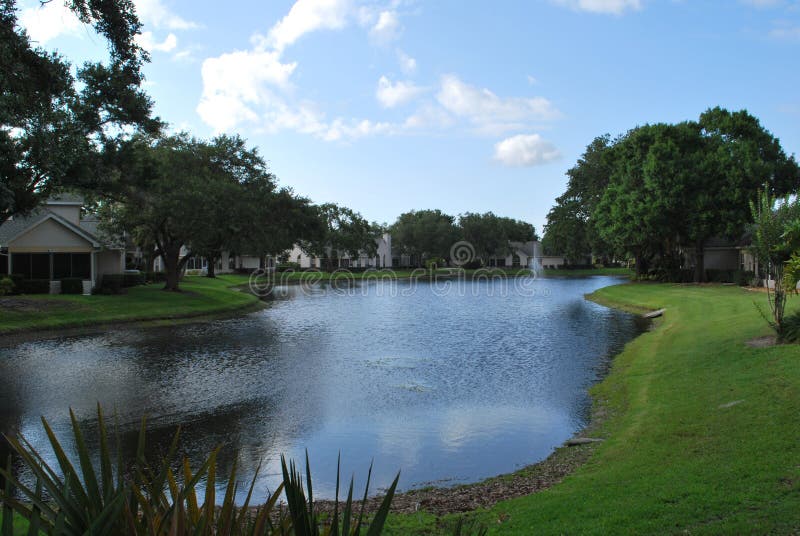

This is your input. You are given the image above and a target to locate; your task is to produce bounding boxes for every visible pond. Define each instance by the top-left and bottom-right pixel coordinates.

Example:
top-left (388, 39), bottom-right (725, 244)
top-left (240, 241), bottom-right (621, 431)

top-left (0, 276), bottom-right (645, 500)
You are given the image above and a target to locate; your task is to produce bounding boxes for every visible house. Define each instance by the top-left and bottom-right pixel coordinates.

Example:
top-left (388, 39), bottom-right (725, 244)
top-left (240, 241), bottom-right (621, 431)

top-left (151, 249), bottom-right (265, 274)
top-left (286, 234), bottom-right (393, 270)
top-left (700, 237), bottom-right (758, 273)
top-left (487, 240), bottom-right (541, 269)
top-left (0, 195), bottom-right (125, 291)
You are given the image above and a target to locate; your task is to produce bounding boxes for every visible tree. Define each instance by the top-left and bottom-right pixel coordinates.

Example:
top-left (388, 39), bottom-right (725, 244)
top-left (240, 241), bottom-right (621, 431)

top-left (306, 203), bottom-right (376, 270)
top-left (458, 212), bottom-right (536, 265)
top-left (542, 135), bottom-right (616, 263)
top-left (749, 191), bottom-right (800, 339)
top-left (189, 136), bottom-right (272, 277)
top-left (0, 0), bottom-right (158, 225)
top-left (390, 209), bottom-right (460, 266)
top-left (101, 135), bottom-right (234, 291)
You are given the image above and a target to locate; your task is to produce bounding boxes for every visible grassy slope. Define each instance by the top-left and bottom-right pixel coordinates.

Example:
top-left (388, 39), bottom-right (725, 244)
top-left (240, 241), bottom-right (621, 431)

top-left (0, 274), bottom-right (259, 334)
top-left (387, 283), bottom-right (800, 534)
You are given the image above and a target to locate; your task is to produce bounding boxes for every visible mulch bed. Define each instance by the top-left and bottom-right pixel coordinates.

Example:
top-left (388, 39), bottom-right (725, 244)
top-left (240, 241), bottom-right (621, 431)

top-left (0, 297), bottom-right (80, 313)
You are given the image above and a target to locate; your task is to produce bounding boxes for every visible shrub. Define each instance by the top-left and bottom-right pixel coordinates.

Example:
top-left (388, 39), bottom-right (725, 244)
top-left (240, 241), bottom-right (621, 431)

top-left (145, 271), bottom-right (166, 283)
top-left (276, 262), bottom-right (301, 272)
top-left (16, 279), bottom-right (50, 294)
top-left (0, 277), bottom-right (14, 296)
top-left (123, 272), bottom-right (146, 287)
top-left (99, 274), bottom-right (126, 295)
top-left (461, 259), bottom-right (483, 270)
top-left (425, 257), bottom-right (445, 270)
top-left (0, 405), bottom-right (402, 536)
top-left (780, 311), bottom-right (800, 343)
top-left (60, 277), bottom-right (84, 294)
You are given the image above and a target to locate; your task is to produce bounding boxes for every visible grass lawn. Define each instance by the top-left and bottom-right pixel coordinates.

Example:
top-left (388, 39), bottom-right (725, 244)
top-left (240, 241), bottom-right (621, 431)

top-left (0, 274), bottom-right (259, 335)
top-left (541, 266), bottom-right (632, 277)
top-left (386, 283), bottom-right (800, 534)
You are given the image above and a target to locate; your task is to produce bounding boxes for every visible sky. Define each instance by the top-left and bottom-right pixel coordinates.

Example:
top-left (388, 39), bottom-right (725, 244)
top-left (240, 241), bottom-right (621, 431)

top-left (15, 0), bottom-right (800, 234)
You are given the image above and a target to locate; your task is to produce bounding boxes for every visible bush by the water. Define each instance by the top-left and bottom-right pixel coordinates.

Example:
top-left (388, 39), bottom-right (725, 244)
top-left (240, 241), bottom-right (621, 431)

top-left (60, 277), bottom-right (84, 294)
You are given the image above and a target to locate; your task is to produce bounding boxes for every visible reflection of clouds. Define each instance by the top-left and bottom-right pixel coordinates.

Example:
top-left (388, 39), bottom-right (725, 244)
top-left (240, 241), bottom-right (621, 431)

top-left (438, 404), bottom-right (562, 451)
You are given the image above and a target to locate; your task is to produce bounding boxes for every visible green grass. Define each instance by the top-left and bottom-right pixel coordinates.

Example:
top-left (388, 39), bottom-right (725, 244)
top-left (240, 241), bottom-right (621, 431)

top-left (0, 274), bottom-right (260, 334)
top-left (386, 282), bottom-right (800, 534)
top-left (541, 266), bottom-right (633, 277)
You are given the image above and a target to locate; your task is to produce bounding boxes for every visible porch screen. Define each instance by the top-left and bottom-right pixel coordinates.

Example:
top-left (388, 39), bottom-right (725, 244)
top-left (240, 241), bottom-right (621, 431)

top-left (53, 253), bottom-right (91, 279)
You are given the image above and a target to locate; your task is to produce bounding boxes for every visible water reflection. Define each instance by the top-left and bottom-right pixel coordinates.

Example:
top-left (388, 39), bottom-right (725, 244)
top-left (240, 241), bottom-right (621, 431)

top-left (0, 277), bottom-right (644, 501)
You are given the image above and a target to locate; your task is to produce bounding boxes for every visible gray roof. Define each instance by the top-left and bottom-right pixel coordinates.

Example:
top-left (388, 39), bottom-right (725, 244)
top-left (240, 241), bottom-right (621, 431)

top-left (510, 240), bottom-right (536, 257)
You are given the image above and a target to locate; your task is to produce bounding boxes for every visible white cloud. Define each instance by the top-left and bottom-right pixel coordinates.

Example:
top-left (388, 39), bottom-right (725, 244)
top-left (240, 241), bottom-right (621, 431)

top-left (527, 75), bottom-right (539, 85)
top-left (196, 49), bottom-right (297, 132)
top-left (397, 49), bottom-right (417, 74)
top-left (436, 74), bottom-right (560, 134)
top-left (18, 0), bottom-right (195, 49)
top-left (740, 0), bottom-right (784, 7)
top-left (369, 10), bottom-right (401, 43)
top-left (769, 23), bottom-right (800, 40)
top-left (552, 0), bottom-right (642, 15)
top-left (135, 0), bottom-right (198, 30)
top-left (18, 1), bottom-right (82, 44)
top-left (376, 76), bottom-right (425, 108)
top-left (402, 104), bottom-right (454, 130)
top-left (136, 31), bottom-right (178, 52)
top-left (493, 134), bottom-right (561, 167)
top-left (266, 0), bottom-right (352, 53)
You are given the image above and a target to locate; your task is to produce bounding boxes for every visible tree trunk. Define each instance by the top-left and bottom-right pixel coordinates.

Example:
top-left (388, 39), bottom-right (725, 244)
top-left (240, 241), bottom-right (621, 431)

top-left (162, 245), bottom-right (182, 291)
top-left (206, 257), bottom-right (216, 278)
top-left (694, 239), bottom-right (705, 283)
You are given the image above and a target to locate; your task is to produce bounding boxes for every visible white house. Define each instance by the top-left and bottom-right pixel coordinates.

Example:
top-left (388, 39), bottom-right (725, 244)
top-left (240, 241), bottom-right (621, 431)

top-left (0, 195), bottom-right (125, 289)
top-left (286, 234), bottom-right (393, 269)
top-left (487, 240), bottom-right (541, 269)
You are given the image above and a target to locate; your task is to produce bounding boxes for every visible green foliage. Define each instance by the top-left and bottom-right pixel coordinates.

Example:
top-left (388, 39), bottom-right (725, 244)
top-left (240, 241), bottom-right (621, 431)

top-left (276, 262), bottom-right (302, 272)
top-left (0, 0), bottom-right (157, 226)
top-left (60, 278), bottom-right (84, 294)
top-left (543, 108), bottom-right (800, 282)
top-left (281, 453), bottom-right (399, 536)
top-left (425, 257), bottom-right (445, 270)
top-left (0, 405), bottom-right (400, 536)
top-left (14, 279), bottom-right (50, 295)
top-left (458, 212), bottom-right (536, 265)
top-left (304, 204), bottom-right (377, 267)
top-left (749, 191), bottom-right (800, 338)
top-left (390, 210), bottom-right (460, 265)
top-left (99, 274), bottom-right (127, 295)
top-left (0, 277), bottom-right (14, 296)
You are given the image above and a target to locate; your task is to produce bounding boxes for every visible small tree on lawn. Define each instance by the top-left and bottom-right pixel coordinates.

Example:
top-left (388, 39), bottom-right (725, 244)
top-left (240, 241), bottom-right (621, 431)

top-left (749, 191), bottom-right (800, 339)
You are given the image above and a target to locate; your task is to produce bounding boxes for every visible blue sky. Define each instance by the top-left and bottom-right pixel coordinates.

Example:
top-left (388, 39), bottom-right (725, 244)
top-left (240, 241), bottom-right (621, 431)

top-left (17, 0), bottom-right (800, 233)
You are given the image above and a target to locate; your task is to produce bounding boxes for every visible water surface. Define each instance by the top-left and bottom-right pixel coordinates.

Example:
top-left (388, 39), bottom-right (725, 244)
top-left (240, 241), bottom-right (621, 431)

top-left (0, 276), bottom-right (644, 499)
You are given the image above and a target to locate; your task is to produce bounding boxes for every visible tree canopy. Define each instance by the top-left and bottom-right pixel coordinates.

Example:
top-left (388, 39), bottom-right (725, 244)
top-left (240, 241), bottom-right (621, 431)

top-left (0, 0), bottom-right (159, 226)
